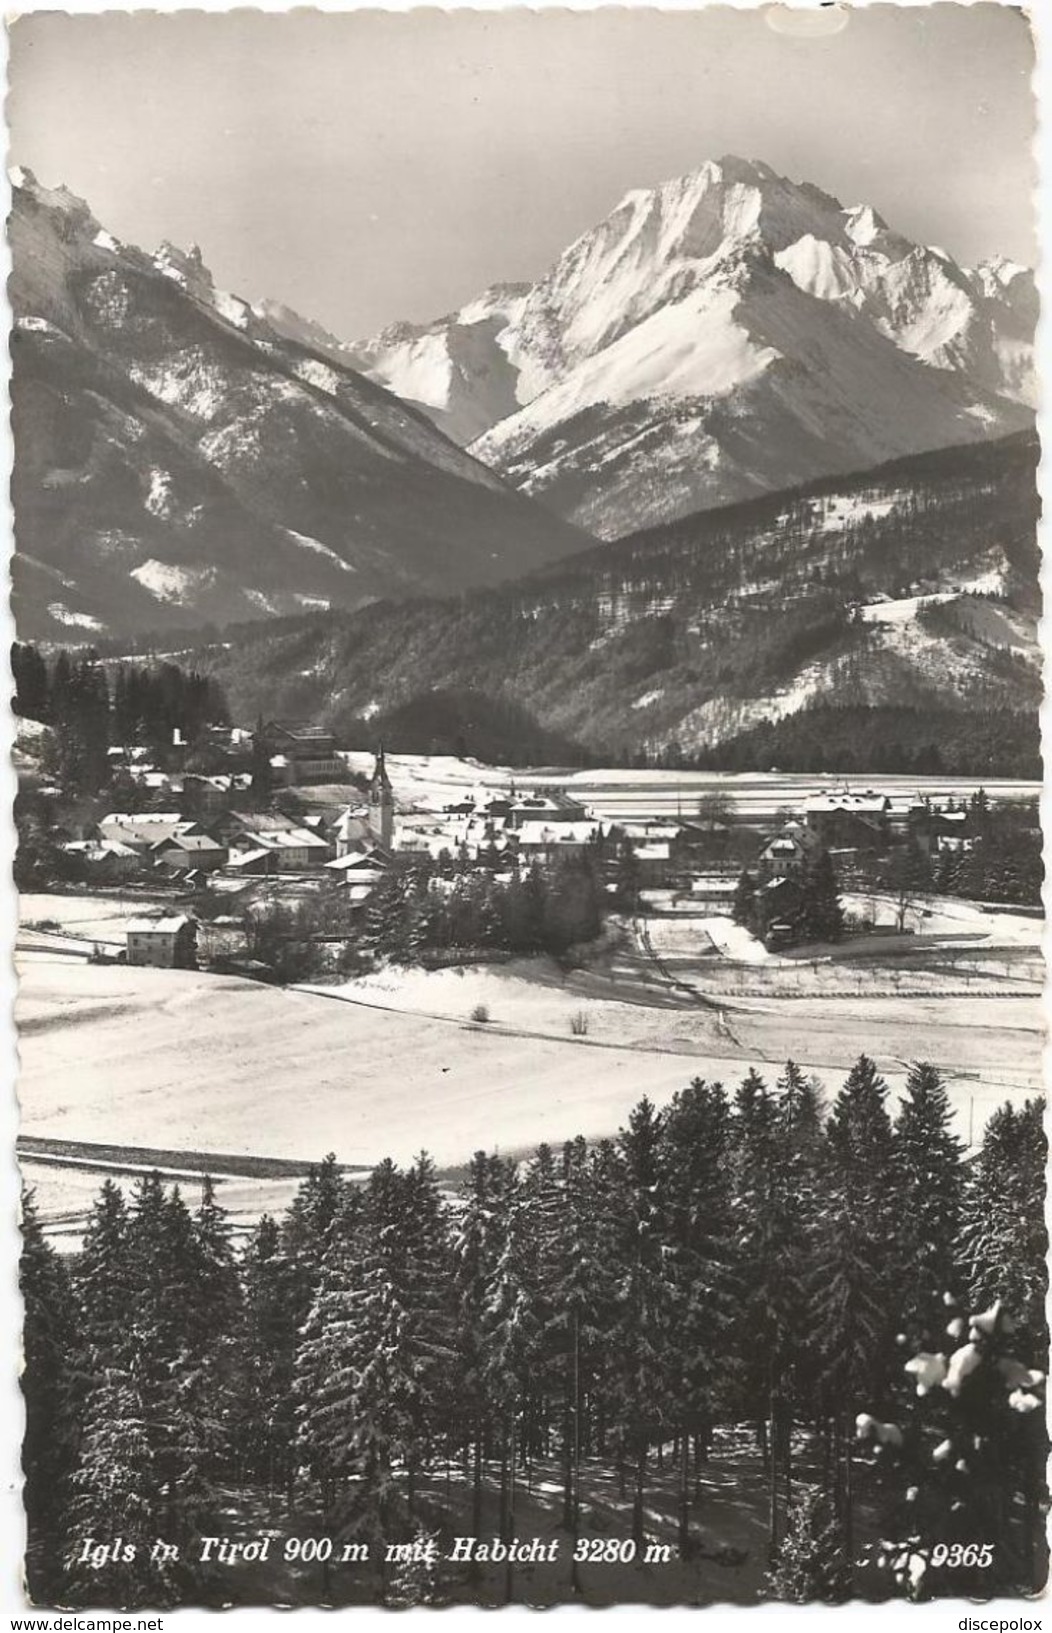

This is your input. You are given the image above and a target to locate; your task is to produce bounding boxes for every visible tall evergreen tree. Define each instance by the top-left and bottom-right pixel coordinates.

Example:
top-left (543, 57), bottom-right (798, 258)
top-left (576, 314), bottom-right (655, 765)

top-left (20, 1191), bottom-right (75, 1601)
top-left (661, 1079), bottom-right (735, 1549)
top-left (811, 1056), bottom-right (896, 1553)
top-left (607, 1098), bottom-right (676, 1548)
top-left (958, 1099), bottom-right (1047, 1357)
top-left (891, 1064), bottom-right (965, 1342)
top-left (764, 1486), bottom-right (849, 1603)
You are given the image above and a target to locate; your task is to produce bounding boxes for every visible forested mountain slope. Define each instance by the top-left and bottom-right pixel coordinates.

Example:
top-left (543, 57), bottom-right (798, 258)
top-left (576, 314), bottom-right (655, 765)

top-left (170, 432), bottom-right (1040, 772)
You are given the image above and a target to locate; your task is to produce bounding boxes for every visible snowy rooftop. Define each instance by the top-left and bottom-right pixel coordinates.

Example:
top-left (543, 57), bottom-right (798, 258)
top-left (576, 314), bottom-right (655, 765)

top-left (101, 811), bottom-right (187, 825)
top-left (126, 915), bottom-right (191, 935)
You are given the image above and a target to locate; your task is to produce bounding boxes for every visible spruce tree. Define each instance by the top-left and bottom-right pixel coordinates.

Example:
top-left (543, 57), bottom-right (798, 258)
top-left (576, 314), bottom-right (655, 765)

top-left (958, 1100), bottom-right (1048, 1355)
top-left (238, 1214), bottom-right (300, 1490)
top-left (483, 1184), bottom-right (543, 1568)
top-left (295, 1158), bottom-right (452, 1576)
top-left (661, 1079), bottom-right (735, 1550)
top-left (20, 1191), bottom-right (76, 1602)
top-left (452, 1151), bottom-right (514, 1539)
top-left (811, 1056), bottom-right (896, 1553)
top-left (891, 1064), bottom-right (964, 1343)
top-left (607, 1098), bottom-right (676, 1548)
top-left (764, 1485), bottom-right (849, 1603)
top-left (62, 1372), bottom-right (184, 1608)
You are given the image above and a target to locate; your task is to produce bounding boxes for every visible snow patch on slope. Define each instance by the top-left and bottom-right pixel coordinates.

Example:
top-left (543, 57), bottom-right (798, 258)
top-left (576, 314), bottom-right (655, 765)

top-left (294, 358), bottom-right (346, 397)
top-left (144, 468), bottom-right (174, 519)
top-left (476, 287), bottom-right (776, 460)
top-left (775, 235), bottom-right (858, 301)
top-left (813, 494), bottom-right (900, 532)
top-left (130, 350), bottom-right (228, 420)
top-left (212, 288), bottom-right (249, 329)
top-left (131, 560), bottom-right (215, 603)
top-left (47, 603), bottom-right (104, 630)
top-left (285, 528), bottom-right (357, 573)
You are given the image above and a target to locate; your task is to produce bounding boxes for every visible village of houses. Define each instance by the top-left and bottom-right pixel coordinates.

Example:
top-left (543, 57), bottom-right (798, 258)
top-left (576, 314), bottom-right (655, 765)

top-left (23, 712), bottom-right (1021, 976)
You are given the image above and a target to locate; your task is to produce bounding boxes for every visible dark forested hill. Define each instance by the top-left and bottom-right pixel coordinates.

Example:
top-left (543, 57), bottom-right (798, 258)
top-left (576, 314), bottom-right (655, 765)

top-left (157, 432), bottom-right (1039, 772)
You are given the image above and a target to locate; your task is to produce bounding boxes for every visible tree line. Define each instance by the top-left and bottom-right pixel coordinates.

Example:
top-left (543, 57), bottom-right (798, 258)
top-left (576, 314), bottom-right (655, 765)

top-left (21, 1061), bottom-right (1047, 1608)
top-left (364, 851), bottom-right (609, 963)
top-left (231, 851), bottom-right (613, 986)
top-left (12, 642), bottom-right (230, 793)
top-left (690, 703), bottom-right (1041, 781)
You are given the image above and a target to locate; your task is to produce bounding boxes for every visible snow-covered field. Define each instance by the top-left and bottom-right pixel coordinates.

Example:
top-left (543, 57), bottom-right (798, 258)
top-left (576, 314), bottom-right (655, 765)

top-left (16, 880), bottom-right (1042, 1246)
top-left (840, 891), bottom-right (1042, 947)
top-left (17, 921), bottom-right (1041, 1245)
top-left (19, 891), bottom-right (151, 945)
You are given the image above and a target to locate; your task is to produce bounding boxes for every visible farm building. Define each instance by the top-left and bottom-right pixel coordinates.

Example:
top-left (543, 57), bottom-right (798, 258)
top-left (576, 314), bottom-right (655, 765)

top-left (125, 915), bottom-right (197, 969)
top-left (151, 833), bottom-right (229, 873)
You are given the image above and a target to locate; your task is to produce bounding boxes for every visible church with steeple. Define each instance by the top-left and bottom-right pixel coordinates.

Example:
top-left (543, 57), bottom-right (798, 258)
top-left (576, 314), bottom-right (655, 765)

top-left (367, 746), bottom-right (395, 850)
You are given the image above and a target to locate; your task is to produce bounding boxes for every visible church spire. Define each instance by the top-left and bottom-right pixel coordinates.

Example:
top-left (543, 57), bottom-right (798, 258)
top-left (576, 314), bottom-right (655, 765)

top-left (368, 744), bottom-right (394, 849)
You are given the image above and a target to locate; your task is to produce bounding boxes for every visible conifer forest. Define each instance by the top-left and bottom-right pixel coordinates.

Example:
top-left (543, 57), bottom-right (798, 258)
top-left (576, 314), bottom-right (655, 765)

top-left (21, 1059), bottom-right (1048, 1609)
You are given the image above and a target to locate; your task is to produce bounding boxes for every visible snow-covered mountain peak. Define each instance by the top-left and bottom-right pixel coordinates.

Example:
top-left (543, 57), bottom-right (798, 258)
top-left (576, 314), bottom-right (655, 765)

top-left (339, 158), bottom-right (1036, 537)
top-left (971, 254), bottom-right (1033, 298)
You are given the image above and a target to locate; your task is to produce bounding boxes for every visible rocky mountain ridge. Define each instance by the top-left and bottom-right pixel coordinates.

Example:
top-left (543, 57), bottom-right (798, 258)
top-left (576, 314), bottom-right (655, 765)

top-left (345, 157), bottom-right (1035, 536)
top-left (10, 169), bottom-right (592, 640)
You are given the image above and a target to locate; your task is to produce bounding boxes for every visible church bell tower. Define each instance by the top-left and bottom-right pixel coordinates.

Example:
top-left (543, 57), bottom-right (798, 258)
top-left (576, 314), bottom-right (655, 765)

top-left (368, 746), bottom-right (394, 850)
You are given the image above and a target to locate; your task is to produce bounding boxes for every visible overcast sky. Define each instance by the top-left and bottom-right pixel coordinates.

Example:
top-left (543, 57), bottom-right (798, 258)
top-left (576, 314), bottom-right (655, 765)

top-left (8, 5), bottom-right (1038, 339)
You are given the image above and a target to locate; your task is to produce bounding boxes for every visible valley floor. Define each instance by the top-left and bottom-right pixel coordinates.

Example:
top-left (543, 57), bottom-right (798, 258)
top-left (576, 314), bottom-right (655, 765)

top-left (337, 755), bottom-right (1043, 823)
top-left (16, 889), bottom-right (1042, 1247)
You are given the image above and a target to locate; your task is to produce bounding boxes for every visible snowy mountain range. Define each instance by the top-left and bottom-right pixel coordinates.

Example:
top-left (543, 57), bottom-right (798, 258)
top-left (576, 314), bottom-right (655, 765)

top-left (9, 169), bottom-right (590, 641)
top-left (343, 157), bottom-right (1036, 537)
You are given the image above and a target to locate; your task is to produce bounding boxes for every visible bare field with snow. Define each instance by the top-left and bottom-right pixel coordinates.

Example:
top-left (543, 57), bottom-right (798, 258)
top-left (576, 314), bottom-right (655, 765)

top-left (19, 891), bottom-right (148, 945)
top-left (18, 903), bottom-right (1042, 1241)
top-left (644, 902), bottom-right (1042, 996)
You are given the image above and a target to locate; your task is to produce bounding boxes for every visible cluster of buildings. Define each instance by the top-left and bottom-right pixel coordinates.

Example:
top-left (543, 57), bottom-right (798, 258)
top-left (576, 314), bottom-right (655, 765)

top-left (756, 788), bottom-right (976, 882)
top-left (746, 787), bottom-right (980, 947)
top-left (40, 710), bottom-right (992, 967)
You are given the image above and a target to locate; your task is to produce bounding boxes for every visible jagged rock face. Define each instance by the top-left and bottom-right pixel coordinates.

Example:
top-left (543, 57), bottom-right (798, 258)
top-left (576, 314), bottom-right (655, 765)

top-left (9, 169), bottom-right (592, 640)
top-left (350, 157), bottom-right (1035, 538)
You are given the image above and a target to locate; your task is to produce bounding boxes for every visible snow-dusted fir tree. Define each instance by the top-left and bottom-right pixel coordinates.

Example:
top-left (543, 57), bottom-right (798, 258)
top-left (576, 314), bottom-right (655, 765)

top-left (859, 1294), bottom-right (1047, 1600)
top-left (728, 1073), bottom-right (782, 1443)
top-left (452, 1150), bottom-right (515, 1539)
top-left (20, 1190), bottom-right (76, 1601)
top-left (810, 1056), bottom-right (896, 1552)
top-left (958, 1099), bottom-right (1047, 1350)
top-left (545, 1137), bottom-right (619, 1546)
top-left (62, 1372), bottom-right (184, 1608)
top-left (73, 1178), bottom-right (133, 1367)
top-left (890, 1064), bottom-right (964, 1342)
top-left (296, 1155), bottom-right (453, 1578)
top-left (661, 1079), bottom-right (735, 1551)
top-left (483, 1183), bottom-right (543, 1559)
top-left (764, 1484), bottom-right (849, 1603)
top-left (607, 1097), bottom-right (677, 1548)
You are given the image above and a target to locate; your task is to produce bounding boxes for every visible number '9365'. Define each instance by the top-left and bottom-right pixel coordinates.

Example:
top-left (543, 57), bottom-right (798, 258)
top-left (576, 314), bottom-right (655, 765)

top-left (931, 1543), bottom-right (994, 1568)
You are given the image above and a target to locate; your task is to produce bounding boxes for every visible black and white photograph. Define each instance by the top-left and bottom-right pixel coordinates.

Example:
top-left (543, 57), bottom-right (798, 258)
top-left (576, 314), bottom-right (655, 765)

top-left (8, 1), bottom-right (1048, 1611)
